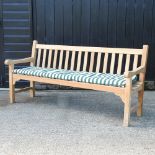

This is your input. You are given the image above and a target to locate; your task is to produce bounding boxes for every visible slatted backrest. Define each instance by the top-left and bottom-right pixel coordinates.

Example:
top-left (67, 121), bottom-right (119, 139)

top-left (31, 41), bottom-right (146, 75)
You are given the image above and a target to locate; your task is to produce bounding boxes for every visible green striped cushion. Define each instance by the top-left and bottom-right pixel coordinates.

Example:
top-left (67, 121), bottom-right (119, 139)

top-left (13, 67), bottom-right (137, 87)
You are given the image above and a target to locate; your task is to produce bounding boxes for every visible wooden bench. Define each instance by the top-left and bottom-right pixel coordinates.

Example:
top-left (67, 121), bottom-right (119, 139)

top-left (5, 40), bottom-right (149, 126)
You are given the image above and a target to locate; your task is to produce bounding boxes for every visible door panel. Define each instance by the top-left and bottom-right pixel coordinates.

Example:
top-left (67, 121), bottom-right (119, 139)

top-left (1, 0), bottom-right (32, 87)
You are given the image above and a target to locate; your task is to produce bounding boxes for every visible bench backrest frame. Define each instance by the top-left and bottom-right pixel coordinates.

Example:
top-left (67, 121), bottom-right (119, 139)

top-left (31, 40), bottom-right (148, 76)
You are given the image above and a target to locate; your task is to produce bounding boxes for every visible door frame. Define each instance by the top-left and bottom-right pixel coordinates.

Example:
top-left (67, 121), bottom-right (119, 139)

top-left (0, 0), bottom-right (4, 87)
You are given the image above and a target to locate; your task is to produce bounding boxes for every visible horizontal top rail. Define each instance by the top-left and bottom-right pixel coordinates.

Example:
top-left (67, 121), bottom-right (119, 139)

top-left (36, 44), bottom-right (143, 55)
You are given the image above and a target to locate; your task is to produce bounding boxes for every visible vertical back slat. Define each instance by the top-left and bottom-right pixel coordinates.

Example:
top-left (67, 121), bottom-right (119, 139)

top-left (83, 51), bottom-right (88, 71)
top-left (47, 49), bottom-right (53, 68)
top-left (42, 49), bottom-right (47, 68)
top-left (96, 52), bottom-right (101, 73)
top-left (64, 50), bottom-right (69, 70)
top-left (133, 54), bottom-right (138, 70)
top-left (58, 50), bottom-right (63, 69)
top-left (71, 51), bottom-right (76, 70)
top-left (89, 52), bottom-right (95, 72)
top-left (103, 53), bottom-right (108, 73)
top-left (110, 53), bottom-right (115, 74)
top-left (76, 51), bottom-right (82, 71)
top-left (37, 48), bottom-right (42, 67)
top-left (53, 50), bottom-right (58, 68)
top-left (117, 53), bottom-right (123, 74)
top-left (31, 40), bottom-right (38, 66)
top-left (125, 54), bottom-right (130, 72)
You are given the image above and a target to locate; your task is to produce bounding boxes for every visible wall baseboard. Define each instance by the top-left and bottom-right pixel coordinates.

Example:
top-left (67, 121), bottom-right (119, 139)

top-left (145, 81), bottom-right (155, 90)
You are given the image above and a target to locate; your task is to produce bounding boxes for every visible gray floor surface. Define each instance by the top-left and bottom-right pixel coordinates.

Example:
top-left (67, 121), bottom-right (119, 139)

top-left (0, 90), bottom-right (155, 155)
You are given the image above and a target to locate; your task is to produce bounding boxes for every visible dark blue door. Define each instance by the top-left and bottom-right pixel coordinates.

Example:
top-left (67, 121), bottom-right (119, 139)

top-left (0, 0), bottom-right (32, 87)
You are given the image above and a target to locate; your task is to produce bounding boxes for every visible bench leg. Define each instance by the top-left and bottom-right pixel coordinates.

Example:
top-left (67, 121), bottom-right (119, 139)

top-left (123, 78), bottom-right (131, 127)
top-left (123, 95), bottom-right (131, 127)
top-left (137, 89), bottom-right (144, 117)
top-left (9, 82), bottom-right (15, 103)
top-left (30, 81), bottom-right (35, 97)
top-left (9, 65), bottom-right (15, 103)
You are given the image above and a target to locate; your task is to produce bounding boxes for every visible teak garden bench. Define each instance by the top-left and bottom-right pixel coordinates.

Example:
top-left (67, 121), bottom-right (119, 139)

top-left (5, 40), bottom-right (149, 126)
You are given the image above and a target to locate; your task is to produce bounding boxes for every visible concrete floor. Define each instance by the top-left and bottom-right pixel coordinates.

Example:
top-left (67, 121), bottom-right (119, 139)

top-left (0, 90), bottom-right (155, 155)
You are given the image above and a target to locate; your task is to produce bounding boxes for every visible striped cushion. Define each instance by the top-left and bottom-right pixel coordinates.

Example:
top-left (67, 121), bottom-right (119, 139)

top-left (13, 67), bottom-right (137, 87)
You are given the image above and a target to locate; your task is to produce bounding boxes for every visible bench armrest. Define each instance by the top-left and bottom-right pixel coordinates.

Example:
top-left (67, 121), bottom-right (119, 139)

top-left (5, 57), bottom-right (34, 65)
top-left (124, 66), bottom-right (145, 78)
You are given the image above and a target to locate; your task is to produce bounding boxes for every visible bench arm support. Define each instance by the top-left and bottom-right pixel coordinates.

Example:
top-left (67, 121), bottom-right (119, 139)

top-left (124, 66), bottom-right (145, 78)
top-left (5, 57), bottom-right (34, 65)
